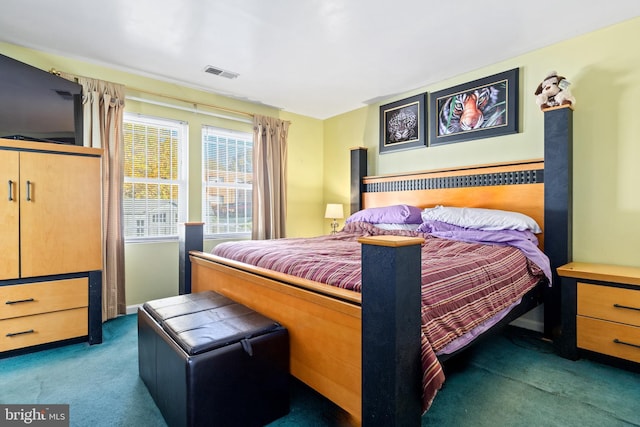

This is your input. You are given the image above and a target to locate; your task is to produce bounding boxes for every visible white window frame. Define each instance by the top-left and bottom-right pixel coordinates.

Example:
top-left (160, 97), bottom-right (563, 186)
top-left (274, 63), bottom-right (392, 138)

top-left (123, 113), bottom-right (188, 242)
top-left (202, 126), bottom-right (253, 239)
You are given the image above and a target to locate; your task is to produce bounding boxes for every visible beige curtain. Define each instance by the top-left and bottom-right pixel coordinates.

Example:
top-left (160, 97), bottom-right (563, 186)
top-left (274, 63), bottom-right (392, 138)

top-left (252, 115), bottom-right (290, 240)
top-left (62, 74), bottom-right (126, 321)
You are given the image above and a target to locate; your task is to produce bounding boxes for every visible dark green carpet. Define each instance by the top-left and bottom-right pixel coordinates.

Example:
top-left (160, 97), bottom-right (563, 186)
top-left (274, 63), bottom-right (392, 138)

top-left (1, 314), bottom-right (638, 426)
top-left (425, 329), bottom-right (640, 426)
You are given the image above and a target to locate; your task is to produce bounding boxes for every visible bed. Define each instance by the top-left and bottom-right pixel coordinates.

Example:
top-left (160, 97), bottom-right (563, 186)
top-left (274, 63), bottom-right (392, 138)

top-left (187, 156), bottom-right (556, 425)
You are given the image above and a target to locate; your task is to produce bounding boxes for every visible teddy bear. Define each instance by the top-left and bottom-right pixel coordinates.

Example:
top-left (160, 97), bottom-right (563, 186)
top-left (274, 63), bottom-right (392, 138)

top-left (534, 71), bottom-right (576, 110)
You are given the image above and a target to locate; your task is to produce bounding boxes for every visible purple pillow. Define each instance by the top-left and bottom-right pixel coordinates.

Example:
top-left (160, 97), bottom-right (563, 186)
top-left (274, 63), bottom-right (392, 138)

top-left (417, 220), bottom-right (468, 233)
top-left (345, 204), bottom-right (422, 224)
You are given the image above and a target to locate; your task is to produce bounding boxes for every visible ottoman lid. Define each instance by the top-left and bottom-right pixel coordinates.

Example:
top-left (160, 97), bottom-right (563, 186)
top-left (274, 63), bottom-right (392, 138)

top-left (163, 302), bottom-right (281, 355)
top-left (143, 291), bottom-right (282, 356)
top-left (143, 291), bottom-right (234, 324)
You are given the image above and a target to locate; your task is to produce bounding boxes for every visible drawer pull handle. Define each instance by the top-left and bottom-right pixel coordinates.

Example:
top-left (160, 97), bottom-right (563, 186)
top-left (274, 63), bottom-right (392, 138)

top-left (5, 298), bottom-right (35, 305)
top-left (613, 338), bottom-right (640, 349)
top-left (8, 180), bottom-right (13, 201)
top-left (26, 180), bottom-right (32, 201)
top-left (613, 303), bottom-right (640, 312)
top-left (6, 329), bottom-right (35, 337)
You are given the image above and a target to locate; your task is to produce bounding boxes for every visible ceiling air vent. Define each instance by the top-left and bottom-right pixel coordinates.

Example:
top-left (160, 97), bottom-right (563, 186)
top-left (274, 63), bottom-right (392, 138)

top-left (204, 65), bottom-right (239, 79)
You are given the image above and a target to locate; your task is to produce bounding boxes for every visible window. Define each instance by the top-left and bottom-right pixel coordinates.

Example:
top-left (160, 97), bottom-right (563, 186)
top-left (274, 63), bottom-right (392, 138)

top-left (123, 114), bottom-right (187, 240)
top-left (135, 219), bottom-right (145, 237)
top-left (202, 126), bottom-right (253, 237)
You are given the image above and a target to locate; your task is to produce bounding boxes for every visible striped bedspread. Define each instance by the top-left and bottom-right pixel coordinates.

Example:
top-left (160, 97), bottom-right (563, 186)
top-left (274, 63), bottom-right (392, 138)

top-left (212, 221), bottom-right (546, 412)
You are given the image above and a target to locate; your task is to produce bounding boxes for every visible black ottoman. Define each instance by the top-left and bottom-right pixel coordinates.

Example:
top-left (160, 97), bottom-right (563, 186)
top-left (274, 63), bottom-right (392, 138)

top-left (138, 291), bottom-right (289, 427)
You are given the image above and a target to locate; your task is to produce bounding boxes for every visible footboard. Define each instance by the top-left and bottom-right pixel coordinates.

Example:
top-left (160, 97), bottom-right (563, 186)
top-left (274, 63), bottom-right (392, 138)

top-left (189, 252), bottom-right (363, 424)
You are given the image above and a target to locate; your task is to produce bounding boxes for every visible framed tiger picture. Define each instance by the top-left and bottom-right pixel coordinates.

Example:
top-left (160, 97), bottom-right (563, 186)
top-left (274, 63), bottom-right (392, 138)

top-left (379, 93), bottom-right (427, 154)
top-left (430, 68), bottom-right (519, 146)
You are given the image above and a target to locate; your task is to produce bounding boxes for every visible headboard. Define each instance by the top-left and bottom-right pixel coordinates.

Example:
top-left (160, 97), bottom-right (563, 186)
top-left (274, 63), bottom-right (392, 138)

top-left (360, 159), bottom-right (545, 249)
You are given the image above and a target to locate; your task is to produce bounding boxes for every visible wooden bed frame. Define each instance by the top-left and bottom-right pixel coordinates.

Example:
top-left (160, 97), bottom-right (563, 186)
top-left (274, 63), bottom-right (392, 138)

top-left (188, 156), bottom-right (555, 425)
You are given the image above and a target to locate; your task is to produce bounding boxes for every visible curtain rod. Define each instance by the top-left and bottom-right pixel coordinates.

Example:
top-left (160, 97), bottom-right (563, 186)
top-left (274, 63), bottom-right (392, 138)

top-left (126, 86), bottom-right (255, 120)
top-left (49, 67), bottom-right (255, 122)
top-left (126, 96), bottom-right (253, 124)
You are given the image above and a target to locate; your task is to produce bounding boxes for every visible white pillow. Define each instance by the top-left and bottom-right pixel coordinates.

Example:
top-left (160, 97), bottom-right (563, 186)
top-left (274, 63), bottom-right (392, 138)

top-left (421, 206), bottom-right (542, 233)
top-left (373, 223), bottom-right (421, 231)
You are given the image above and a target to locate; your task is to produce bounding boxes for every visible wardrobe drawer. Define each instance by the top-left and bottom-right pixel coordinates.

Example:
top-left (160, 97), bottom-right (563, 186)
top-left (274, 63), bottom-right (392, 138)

top-left (0, 278), bottom-right (88, 320)
top-left (0, 307), bottom-right (88, 352)
top-left (577, 316), bottom-right (640, 364)
top-left (577, 282), bottom-right (640, 327)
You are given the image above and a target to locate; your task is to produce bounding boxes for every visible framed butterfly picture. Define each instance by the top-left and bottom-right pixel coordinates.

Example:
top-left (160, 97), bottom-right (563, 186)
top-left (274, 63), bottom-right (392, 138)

top-left (379, 93), bottom-right (427, 154)
top-left (430, 68), bottom-right (519, 146)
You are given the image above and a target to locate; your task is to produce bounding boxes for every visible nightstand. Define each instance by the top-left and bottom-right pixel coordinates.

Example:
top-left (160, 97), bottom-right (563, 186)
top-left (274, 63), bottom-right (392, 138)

top-left (557, 262), bottom-right (640, 369)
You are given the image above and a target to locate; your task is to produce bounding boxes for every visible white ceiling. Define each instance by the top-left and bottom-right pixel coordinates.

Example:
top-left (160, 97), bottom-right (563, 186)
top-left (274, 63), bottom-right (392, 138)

top-left (1, 1), bottom-right (639, 119)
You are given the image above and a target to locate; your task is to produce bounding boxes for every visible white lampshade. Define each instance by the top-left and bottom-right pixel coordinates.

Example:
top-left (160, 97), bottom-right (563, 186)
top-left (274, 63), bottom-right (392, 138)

top-left (324, 203), bottom-right (344, 219)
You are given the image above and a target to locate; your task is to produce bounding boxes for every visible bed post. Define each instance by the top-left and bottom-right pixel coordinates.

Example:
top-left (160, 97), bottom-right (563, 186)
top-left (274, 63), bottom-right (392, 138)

top-left (350, 147), bottom-right (368, 215)
top-left (359, 235), bottom-right (424, 427)
top-left (178, 222), bottom-right (204, 295)
top-left (543, 105), bottom-right (573, 339)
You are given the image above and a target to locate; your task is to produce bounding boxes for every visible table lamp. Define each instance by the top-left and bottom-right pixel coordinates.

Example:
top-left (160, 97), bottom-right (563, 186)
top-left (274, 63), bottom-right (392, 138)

top-left (324, 203), bottom-right (344, 234)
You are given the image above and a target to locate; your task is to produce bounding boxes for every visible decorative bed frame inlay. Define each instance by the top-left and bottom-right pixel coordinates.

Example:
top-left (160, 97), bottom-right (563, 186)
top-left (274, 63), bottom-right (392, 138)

top-left (364, 169), bottom-right (543, 193)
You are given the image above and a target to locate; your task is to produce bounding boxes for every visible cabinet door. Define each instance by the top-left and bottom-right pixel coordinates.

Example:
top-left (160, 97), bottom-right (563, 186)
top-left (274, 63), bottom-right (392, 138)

top-left (0, 150), bottom-right (20, 279)
top-left (20, 152), bottom-right (102, 277)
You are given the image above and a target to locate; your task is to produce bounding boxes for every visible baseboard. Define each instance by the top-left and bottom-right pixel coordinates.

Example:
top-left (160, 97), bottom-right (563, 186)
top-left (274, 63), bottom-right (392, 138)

top-left (509, 316), bottom-right (543, 332)
top-left (126, 304), bottom-right (142, 315)
top-left (508, 303), bottom-right (544, 333)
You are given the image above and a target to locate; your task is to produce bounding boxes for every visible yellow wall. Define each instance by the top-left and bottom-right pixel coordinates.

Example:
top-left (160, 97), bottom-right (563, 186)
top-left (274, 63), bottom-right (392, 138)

top-left (324, 17), bottom-right (640, 269)
top-left (322, 107), bottom-right (369, 221)
top-left (281, 111), bottom-right (326, 237)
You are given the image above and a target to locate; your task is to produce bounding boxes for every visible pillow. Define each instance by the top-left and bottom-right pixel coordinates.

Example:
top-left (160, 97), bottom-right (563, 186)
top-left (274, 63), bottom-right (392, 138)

top-left (416, 220), bottom-right (468, 234)
top-left (345, 204), bottom-right (422, 224)
top-left (420, 205), bottom-right (542, 233)
top-left (374, 223), bottom-right (421, 231)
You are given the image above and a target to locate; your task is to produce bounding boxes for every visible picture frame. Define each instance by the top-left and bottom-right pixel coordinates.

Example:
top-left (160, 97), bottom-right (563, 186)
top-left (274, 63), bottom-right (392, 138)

top-left (379, 93), bottom-right (427, 154)
top-left (430, 68), bottom-right (519, 146)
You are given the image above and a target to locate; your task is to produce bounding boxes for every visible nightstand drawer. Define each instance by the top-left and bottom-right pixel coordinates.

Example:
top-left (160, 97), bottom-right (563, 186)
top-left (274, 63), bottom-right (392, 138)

top-left (577, 282), bottom-right (640, 327)
top-left (0, 278), bottom-right (88, 320)
top-left (577, 316), bottom-right (640, 363)
top-left (0, 307), bottom-right (88, 352)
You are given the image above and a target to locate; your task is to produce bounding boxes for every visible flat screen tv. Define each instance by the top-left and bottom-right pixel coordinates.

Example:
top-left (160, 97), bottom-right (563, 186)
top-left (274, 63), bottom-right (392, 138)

top-left (0, 53), bottom-right (83, 146)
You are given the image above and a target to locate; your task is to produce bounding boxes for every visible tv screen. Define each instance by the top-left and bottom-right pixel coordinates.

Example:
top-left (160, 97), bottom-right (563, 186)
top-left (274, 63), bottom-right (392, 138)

top-left (0, 53), bottom-right (83, 145)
